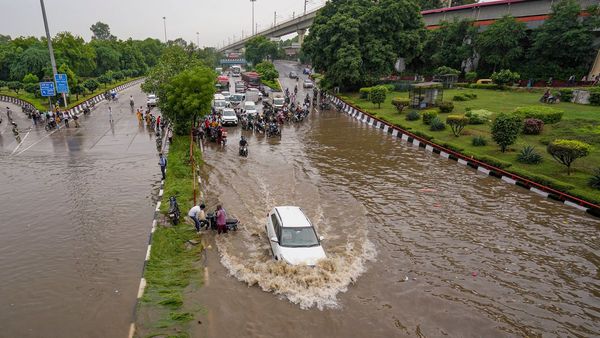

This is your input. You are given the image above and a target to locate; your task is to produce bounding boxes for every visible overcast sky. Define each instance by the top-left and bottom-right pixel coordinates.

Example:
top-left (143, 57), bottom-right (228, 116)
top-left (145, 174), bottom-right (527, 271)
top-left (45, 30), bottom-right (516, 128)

top-left (1, 0), bottom-right (326, 47)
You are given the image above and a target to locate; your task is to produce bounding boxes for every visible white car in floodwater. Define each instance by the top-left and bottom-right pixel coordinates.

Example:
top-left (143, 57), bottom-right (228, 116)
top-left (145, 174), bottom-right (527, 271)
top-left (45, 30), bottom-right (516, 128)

top-left (266, 206), bottom-right (326, 266)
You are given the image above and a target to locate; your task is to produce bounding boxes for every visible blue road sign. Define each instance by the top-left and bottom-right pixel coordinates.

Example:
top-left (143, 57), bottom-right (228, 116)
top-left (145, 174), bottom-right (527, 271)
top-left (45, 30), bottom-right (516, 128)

top-left (54, 73), bottom-right (69, 93)
top-left (40, 82), bottom-right (56, 97)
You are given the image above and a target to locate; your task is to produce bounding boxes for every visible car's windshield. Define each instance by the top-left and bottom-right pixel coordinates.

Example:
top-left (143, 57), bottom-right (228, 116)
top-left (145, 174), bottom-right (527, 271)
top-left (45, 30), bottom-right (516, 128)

top-left (273, 98), bottom-right (284, 105)
top-left (223, 110), bottom-right (235, 116)
top-left (280, 227), bottom-right (319, 248)
top-left (231, 95), bottom-right (243, 101)
top-left (214, 100), bottom-right (226, 107)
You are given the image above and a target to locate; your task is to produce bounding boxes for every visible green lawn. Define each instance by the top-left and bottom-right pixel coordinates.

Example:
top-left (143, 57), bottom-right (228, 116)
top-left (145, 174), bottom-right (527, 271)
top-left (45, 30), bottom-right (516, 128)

top-left (0, 77), bottom-right (142, 111)
top-left (340, 88), bottom-right (600, 205)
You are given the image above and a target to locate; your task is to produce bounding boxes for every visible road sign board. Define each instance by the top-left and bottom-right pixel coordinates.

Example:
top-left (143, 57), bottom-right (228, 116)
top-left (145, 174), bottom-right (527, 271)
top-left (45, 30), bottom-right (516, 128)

top-left (54, 73), bottom-right (69, 93)
top-left (40, 82), bottom-right (55, 97)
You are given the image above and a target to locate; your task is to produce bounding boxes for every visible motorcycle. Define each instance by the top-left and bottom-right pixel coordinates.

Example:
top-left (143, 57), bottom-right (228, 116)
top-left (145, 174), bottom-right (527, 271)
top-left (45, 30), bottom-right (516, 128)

top-left (266, 123), bottom-right (281, 138)
top-left (220, 130), bottom-right (228, 146)
top-left (239, 144), bottom-right (248, 157)
top-left (206, 212), bottom-right (239, 231)
top-left (168, 196), bottom-right (181, 225)
top-left (255, 120), bottom-right (265, 134)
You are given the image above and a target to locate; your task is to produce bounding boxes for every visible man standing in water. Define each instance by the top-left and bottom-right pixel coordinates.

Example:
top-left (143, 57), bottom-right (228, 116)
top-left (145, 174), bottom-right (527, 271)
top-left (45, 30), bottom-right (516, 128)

top-left (158, 153), bottom-right (167, 180)
top-left (108, 106), bottom-right (114, 123)
top-left (188, 204), bottom-right (208, 233)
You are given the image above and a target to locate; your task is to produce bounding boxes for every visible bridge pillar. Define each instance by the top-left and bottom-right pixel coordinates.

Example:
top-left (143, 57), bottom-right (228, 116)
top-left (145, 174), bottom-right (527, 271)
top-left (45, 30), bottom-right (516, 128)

top-left (297, 28), bottom-right (306, 46)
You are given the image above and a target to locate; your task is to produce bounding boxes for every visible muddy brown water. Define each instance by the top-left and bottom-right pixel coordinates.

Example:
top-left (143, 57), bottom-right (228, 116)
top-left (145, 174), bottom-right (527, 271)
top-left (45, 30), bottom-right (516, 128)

top-left (193, 62), bottom-right (600, 338)
top-left (0, 85), bottom-right (161, 337)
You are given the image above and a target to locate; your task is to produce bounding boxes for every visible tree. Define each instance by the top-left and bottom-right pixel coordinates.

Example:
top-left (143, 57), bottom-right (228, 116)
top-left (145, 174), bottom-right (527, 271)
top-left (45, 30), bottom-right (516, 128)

top-left (92, 43), bottom-right (121, 76)
top-left (417, 0), bottom-right (443, 10)
top-left (22, 73), bottom-right (39, 84)
top-left (491, 113), bottom-right (522, 152)
top-left (72, 84), bottom-right (85, 100)
top-left (245, 36), bottom-right (278, 65)
top-left (90, 22), bottom-right (116, 40)
top-left (547, 139), bottom-right (591, 175)
top-left (53, 32), bottom-right (96, 76)
top-left (446, 115), bottom-right (469, 136)
top-left (254, 61), bottom-right (278, 82)
top-left (159, 66), bottom-right (215, 135)
top-left (7, 81), bottom-right (23, 94)
top-left (83, 79), bottom-right (99, 92)
top-left (476, 16), bottom-right (526, 72)
top-left (303, 0), bottom-right (425, 89)
top-left (421, 19), bottom-right (478, 72)
top-left (142, 46), bottom-right (203, 95)
top-left (58, 63), bottom-right (77, 92)
top-left (98, 73), bottom-right (112, 87)
top-left (9, 46), bottom-right (49, 80)
top-left (370, 86), bottom-right (387, 108)
top-left (528, 0), bottom-right (598, 79)
top-left (491, 69), bottom-right (520, 86)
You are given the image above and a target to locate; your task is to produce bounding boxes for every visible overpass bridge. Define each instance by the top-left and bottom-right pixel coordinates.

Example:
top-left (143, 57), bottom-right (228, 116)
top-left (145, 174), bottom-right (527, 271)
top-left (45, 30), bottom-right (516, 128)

top-left (218, 0), bottom-right (597, 53)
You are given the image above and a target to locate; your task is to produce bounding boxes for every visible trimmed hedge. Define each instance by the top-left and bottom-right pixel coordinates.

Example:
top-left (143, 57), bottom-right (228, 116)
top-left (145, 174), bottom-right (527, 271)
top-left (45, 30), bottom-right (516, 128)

top-left (406, 110), bottom-right (420, 121)
top-left (513, 106), bottom-right (563, 124)
top-left (470, 83), bottom-right (500, 90)
top-left (359, 87), bottom-right (372, 99)
top-left (558, 89), bottom-right (573, 103)
top-left (465, 109), bottom-right (493, 124)
top-left (438, 101), bottom-right (454, 113)
top-left (391, 98), bottom-right (410, 113)
top-left (590, 89), bottom-right (600, 106)
top-left (446, 114), bottom-right (469, 136)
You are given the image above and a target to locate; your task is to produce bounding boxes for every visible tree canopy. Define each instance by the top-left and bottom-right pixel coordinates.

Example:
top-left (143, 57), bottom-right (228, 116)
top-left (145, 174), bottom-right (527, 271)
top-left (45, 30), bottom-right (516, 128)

top-left (476, 16), bottom-right (527, 73)
top-left (90, 21), bottom-right (116, 41)
top-left (245, 36), bottom-right (279, 66)
top-left (303, 0), bottom-right (425, 89)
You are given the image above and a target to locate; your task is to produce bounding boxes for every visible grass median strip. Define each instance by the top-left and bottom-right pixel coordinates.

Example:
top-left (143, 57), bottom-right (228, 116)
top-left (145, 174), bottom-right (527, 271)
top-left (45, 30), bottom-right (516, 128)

top-left (341, 88), bottom-right (600, 205)
top-left (136, 135), bottom-right (204, 337)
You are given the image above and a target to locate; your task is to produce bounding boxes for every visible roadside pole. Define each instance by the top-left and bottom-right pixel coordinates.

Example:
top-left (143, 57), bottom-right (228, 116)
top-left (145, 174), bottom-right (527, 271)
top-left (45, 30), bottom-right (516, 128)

top-left (39, 0), bottom-right (67, 108)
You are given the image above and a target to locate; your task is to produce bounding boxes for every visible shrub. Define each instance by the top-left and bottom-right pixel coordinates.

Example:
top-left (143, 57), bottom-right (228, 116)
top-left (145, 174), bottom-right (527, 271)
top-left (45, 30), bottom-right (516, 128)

top-left (464, 93), bottom-right (477, 99)
top-left (434, 66), bottom-right (460, 76)
top-left (453, 94), bottom-right (468, 101)
top-left (83, 79), bottom-right (100, 93)
top-left (465, 71), bottom-right (478, 83)
top-left (465, 109), bottom-right (493, 124)
top-left (413, 130), bottom-right (434, 140)
top-left (513, 106), bottom-right (563, 124)
top-left (589, 168), bottom-right (600, 190)
top-left (406, 110), bottom-right (420, 121)
top-left (475, 155), bottom-right (512, 169)
top-left (22, 73), bottom-right (39, 84)
top-left (422, 110), bottom-right (438, 125)
top-left (438, 101), bottom-right (454, 113)
top-left (23, 83), bottom-right (38, 95)
top-left (446, 115), bottom-right (469, 136)
top-left (455, 82), bottom-right (470, 88)
top-left (491, 69), bottom-right (520, 86)
top-left (523, 118), bottom-right (544, 135)
top-left (491, 113), bottom-right (522, 152)
top-left (470, 83), bottom-right (499, 90)
top-left (429, 117), bottom-right (446, 131)
top-left (370, 86), bottom-right (387, 108)
top-left (359, 87), bottom-right (372, 99)
top-left (7, 81), bottom-right (23, 94)
top-left (590, 89), bottom-right (600, 106)
top-left (382, 84), bottom-right (395, 92)
top-left (559, 89), bottom-right (573, 103)
top-left (472, 136), bottom-right (487, 146)
top-left (547, 139), bottom-right (592, 175)
top-left (517, 145), bottom-right (543, 164)
top-left (391, 98), bottom-right (410, 113)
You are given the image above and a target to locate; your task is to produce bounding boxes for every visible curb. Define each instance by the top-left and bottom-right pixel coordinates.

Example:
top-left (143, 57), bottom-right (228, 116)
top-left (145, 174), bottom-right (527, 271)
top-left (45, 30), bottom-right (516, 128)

top-left (328, 94), bottom-right (600, 219)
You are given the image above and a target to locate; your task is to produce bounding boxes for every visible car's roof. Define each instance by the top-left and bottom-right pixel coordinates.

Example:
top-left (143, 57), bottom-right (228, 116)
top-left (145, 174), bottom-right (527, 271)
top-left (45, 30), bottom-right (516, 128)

top-left (223, 108), bottom-right (234, 112)
top-left (148, 94), bottom-right (156, 97)
top-left (274, 206), bottom-right (311, 228)
top-left (244, 101), bottom-right (256, 105)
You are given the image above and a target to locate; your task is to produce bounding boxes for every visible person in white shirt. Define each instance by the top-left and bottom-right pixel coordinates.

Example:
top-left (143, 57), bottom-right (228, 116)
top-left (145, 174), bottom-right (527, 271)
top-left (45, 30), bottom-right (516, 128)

top-left (188, 204), bottom-right (208, 233)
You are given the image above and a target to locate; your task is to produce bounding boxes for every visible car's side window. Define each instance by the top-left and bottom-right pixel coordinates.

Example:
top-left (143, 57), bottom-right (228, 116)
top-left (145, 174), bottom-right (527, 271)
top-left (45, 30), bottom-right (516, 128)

top-left (270, 214), bottom-right (280, 238)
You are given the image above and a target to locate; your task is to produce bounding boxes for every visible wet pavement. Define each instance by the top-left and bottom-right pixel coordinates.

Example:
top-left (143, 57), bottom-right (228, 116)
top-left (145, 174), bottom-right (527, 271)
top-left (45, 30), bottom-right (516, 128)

top-left (194, 61), bottom-right (600, 338)
top-left (0, 85), bottom-right (162, 337)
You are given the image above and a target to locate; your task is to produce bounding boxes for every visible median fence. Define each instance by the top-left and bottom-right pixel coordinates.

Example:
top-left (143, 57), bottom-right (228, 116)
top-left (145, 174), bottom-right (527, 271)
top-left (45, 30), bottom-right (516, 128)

top-left (327, 93), bottom-right (600, 219)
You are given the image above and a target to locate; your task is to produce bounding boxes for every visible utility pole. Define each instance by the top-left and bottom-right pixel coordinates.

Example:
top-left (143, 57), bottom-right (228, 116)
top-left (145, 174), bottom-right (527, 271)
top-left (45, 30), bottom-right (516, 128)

top-left (274, 11), bottom-right (276, 26)
top-left (162, 17), bottom-right (167, 43)
top-left (39, 0), bottom-right (66, 108)
top-left (196, 32), bottom-right (200, 48)
top-left (304, 0), bottom-right (308, 15)
top-left (250, 0), bottom-right (257, 35)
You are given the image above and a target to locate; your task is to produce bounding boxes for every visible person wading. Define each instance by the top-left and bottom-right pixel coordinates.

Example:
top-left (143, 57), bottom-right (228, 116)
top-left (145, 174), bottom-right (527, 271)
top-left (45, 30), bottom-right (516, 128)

top-left (216, 205), bottom-right (227, 234)
top-left (188, 204), bottom-right (208, 233)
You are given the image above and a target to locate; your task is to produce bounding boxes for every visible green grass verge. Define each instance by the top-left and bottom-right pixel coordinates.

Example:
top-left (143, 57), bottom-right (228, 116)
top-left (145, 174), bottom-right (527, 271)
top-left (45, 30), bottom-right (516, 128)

top-left (263, 79), bottom-right (281, 91)
top-left (0, 77), bottom-right (142, 111)
top-left (137, 135), bottom-right (204, 337)
top-left (341, 88), bottom-right (600, 205)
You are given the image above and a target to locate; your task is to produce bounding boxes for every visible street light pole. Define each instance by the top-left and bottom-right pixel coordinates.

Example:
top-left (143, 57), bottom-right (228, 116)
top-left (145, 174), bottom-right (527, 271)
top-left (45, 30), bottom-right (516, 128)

top-left (196, 32), bottom-right (200, 49)
top-left (162, 17), bottom-right (167, 43)
top-left (39, 0), bottom-right (66, 108)
top-left (250, 0), bottom-right (257, 35)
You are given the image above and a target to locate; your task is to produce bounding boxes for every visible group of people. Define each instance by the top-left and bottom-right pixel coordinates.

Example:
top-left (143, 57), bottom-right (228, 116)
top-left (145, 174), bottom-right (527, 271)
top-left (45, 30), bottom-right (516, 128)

top-left (188, 203), bottom-right (229, 235)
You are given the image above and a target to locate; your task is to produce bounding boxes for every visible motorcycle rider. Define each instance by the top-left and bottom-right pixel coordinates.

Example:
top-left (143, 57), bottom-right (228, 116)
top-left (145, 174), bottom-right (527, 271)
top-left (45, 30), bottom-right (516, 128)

top-left (239, 136), bottom-right (248, 155)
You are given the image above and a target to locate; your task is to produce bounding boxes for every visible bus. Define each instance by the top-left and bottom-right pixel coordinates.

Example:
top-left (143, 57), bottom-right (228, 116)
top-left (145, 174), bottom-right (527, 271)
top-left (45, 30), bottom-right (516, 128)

top-left (241, 71), bottom-right (261, 88)
top-left (231, 65), bottom-right (241, 77)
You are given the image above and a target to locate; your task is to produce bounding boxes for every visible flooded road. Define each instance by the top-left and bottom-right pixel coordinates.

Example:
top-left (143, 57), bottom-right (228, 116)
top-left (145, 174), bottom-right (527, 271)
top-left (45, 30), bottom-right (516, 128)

top-left (0, 85), bottom-right (161, 337)
top-left (196, 61), bottom-right (600, 337)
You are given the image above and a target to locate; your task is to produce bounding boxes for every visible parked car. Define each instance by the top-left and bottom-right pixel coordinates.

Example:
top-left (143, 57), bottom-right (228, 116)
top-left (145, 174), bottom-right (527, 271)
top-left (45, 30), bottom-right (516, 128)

top-left (221, 108), bottom-right (238, 126)
top-left (147, 94), bottom-right (158, 107)
top-left (289, 71), bottom-right (298, 79)
top-left (302, 79), bottom-right (314, 88)
top-left (265, 206), bottom-right (326, 266)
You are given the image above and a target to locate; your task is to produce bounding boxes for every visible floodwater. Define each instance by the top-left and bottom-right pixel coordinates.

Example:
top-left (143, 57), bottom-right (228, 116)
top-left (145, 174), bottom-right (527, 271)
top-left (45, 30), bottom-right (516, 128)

top-left (0, 85), bottom-right (162, 337)
top-left (195, 61), bottom-right (600, 338)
